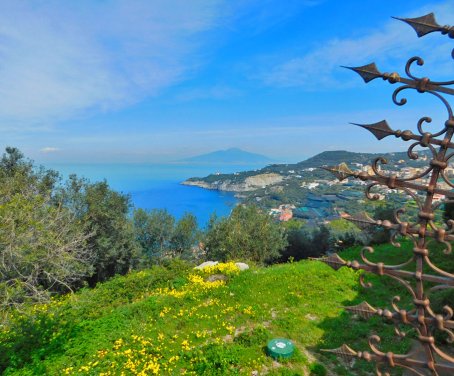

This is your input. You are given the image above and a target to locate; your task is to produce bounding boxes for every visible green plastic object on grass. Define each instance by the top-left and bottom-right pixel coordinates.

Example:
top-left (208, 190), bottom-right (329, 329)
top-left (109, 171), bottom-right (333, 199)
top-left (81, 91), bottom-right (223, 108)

top-left (267, 338), bottom-right (295, 359)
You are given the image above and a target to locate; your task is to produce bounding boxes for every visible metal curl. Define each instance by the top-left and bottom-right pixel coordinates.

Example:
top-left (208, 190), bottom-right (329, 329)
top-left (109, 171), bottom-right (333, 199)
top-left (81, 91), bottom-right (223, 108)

top-left (441, 153), bottom-right (454, 188)
top-left (368, 335), bottom-right (385, 357)
top-left (392, 85), bottom-right (411, 106)
top-left (447, 219), bottom-right (454, 234)
top-left (408, 141), bottom-right (438, 164)
top-left (428, 284), bottom-right (453, 293)
top-left (425, 306), bottom-right (454, 344)
top-left (386, 273), bottom-right (417, 298)
top-left (366, 183), bottom-right (382, 201)
top-left (405, 56), bottom-right (424, 80)
top-left (360, 243), bottom-right (415, 271)
top-left (426, 221), bottom-right (438, 232)
top-left (444, 329), bottom-right (454, 344)
top-left (407, 142), bottom-right (420, 160)
top-left (372, 157), bottom-right (389, 178)
top-left (424, 256), bottom-right (454, 279)
top-left (416, 116), bottom-right (432, 135)
top-left (390, 231), bottom-right (402, 248)
top-left (426, 237), bottom-right (452, 255)
top-left (443, 305), bottom-right (453, 321)
top-left (360, 273), bottom-right (373, 288)
top-left (360, 246), bottom-right (377, 267)
top-left (439, 170), bottom-right (454, 189)
top-left (430, 342), bottom-right (454, 364)
top-left (393, 84), bottom-right (453, 119)
top-left (422, 90), bottom-right (453, 119)
top-left (416, 116), bottom-right (446, 138)
top-left (393, 208), bottom-right (406, 224)
top-left (391, 295), bottom-right (402, 312)
top-left (393, 324), bottom-right (407, 338)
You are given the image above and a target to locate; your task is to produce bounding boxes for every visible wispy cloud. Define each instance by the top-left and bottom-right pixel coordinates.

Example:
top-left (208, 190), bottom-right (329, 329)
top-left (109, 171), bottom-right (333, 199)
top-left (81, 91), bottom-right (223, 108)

top-left (40, 147), bottom-right (60, 153)
top-left (0, 0), bottom-right (223, 126)
top-left (261, 2), bottom-right (454, 89)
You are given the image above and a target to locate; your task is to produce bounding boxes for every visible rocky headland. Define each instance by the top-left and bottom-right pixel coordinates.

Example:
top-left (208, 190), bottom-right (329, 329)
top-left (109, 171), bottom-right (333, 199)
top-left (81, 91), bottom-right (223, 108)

top-left (182, 172), bottom-right (283, 192)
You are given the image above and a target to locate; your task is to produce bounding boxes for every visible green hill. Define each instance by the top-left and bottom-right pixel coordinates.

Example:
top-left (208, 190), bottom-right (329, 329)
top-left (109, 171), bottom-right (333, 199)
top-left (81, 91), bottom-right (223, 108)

top-left (3, 241), bottom-right (440, 376)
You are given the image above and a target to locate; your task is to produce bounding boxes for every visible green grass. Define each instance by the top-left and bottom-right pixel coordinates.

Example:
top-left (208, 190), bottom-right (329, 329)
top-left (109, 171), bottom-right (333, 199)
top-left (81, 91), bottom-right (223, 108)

top-left (1, 241), bottom-right (451, 375)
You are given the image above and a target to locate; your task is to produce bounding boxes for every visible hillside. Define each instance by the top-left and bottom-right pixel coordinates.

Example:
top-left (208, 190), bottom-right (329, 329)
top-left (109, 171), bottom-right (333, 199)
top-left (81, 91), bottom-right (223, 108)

top-left (183, 149), bottom-right (429, 188)
top-left (1, 242), bottom-right (430, 376)
top-left (181, 148), bottom-right (274, 165)
top-left (182, 150), bottom-right (432, 220)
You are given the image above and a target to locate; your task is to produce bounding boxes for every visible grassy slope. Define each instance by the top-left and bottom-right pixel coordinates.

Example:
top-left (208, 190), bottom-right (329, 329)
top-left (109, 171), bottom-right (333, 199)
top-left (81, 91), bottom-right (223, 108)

top-left (2, 240), bottom-right (451, 375)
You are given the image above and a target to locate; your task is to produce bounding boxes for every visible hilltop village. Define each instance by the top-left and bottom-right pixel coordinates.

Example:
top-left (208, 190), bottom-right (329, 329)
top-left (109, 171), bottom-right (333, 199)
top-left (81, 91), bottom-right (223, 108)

top-left (183, 150), bottom-right (453, 224)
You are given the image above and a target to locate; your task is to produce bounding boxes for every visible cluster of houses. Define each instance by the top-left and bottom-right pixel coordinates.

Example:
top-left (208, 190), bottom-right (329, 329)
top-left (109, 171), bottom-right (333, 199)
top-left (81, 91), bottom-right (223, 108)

top-left (269, 204), bottom-right (295, 222)
top-left (269, 161), bottom-right (453, 223)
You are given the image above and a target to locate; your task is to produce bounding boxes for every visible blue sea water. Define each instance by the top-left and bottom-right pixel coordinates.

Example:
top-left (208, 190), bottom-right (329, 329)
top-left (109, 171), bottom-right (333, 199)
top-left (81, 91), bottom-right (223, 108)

top-left (47, 163), bottom-right (266, 226)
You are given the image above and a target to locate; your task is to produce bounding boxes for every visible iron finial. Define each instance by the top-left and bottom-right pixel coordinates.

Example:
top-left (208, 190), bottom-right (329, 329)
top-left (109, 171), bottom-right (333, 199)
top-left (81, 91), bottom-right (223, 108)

top-left (393, 13), bottom-right (443, 38)
top-left (352, 120), bottom-right (394, 141)
top-left (341, 63), bottom-right (382, 83)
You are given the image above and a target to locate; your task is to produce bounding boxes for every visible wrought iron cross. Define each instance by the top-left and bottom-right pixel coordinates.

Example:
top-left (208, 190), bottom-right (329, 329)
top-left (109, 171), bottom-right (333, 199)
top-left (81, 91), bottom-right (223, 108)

top-left (318, 13), bottom-right (454, 375)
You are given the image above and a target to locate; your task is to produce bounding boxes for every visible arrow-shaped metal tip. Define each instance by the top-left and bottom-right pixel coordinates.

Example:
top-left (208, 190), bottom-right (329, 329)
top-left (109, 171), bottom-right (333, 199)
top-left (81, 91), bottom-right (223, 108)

top-left (343, 212), bottom-right (377, 229)
top-left (344, 301), bottom-right (378, 320)
top-left (352, 120), bottom-right (393, 140)
top-left (343, 63), bottom-right (382, 83)
top-left (316, 253), bottom-right (347, 271)
top-left (321, 344), bottom-right (358, 362)
top-left (322, 163), bottom-right (353, 181)
top-left (393, 13), bottom-right (440, 37)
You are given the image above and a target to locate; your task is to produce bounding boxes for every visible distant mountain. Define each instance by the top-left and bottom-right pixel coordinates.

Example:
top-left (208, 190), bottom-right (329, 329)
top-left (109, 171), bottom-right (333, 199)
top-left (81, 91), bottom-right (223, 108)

top-left (181, 148), bottom-right (274, 165)
top-left (183, 149), bottom-right (431, 190)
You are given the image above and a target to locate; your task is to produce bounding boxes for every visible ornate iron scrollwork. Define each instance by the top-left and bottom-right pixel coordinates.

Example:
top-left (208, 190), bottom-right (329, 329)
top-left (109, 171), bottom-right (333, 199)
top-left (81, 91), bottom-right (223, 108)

top-left (318, 13), bottom-right (454, 375)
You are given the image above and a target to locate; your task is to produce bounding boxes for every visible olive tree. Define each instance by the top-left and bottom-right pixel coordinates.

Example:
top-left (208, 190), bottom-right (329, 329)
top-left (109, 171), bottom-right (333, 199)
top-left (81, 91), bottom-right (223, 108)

top-left (0, 148), bottom-right (91, 313)
top-left (203, 205), bottom-right (288, 264)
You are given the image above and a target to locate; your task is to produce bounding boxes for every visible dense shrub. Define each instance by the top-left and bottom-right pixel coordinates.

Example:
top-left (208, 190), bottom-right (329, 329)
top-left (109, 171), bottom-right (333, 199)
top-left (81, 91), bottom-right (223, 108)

top-left (203, 205), bottom-right (287, 264)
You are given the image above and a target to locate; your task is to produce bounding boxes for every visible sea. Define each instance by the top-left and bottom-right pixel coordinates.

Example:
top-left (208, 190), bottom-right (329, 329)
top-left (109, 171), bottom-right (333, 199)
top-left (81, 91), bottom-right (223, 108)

top-left (47, 163), bottom-right (267, 227)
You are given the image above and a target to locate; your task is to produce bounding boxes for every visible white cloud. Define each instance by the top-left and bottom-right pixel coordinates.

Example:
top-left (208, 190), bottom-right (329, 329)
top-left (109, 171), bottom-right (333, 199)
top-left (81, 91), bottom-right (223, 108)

top-left (0, 0), bottom-right (223, 126)
top-left (262, 2), bottom-right (454, 89)
top-left (40, 147), bottom-right (60, 153)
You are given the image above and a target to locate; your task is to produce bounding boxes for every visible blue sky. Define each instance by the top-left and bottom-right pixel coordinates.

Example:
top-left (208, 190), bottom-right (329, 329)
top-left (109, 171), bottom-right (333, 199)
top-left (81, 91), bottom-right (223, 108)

top-left (0, 0), bottom-right (453, 164)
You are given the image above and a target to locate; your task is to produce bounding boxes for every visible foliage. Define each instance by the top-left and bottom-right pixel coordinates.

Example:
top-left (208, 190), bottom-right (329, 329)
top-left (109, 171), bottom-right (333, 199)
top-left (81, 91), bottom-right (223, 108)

top-left (0, 252), bottom-right (360, 375)
top-left (326, 219), bottom-right (366, 251)
top-left (57, 175), bottom-right (139, 285)
top-left (133, 209), bottom-right (200, 264)
top-left (133, 208), bottom-right (175, 261)
top-left (203, 205), bottom-right (288, 264)
top-left (0, 147), bottom-right (91, 314)
top-left (280, 220), bottom-right (365, 262)
top-left (170, 212), bottom-right (200, 259)
top-left (2, 241), bottom-right (429, 375)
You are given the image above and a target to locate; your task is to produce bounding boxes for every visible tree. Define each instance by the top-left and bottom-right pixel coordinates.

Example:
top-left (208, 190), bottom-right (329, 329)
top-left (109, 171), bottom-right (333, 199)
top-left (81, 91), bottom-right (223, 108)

top-left (170, 212), bottom-right (200, 259)
top-left (133, 208), bottom-right (175, 263)
top-left (326, 219), bottom-right (365, 251)
top-left (58, 175), bottom-right (139, 285)
top-left (366, 203), bottom-right (398, 245)
top-left (203, 205), bottom-right (287, 264)
top-left (0, 148), bottom-right (91, 312)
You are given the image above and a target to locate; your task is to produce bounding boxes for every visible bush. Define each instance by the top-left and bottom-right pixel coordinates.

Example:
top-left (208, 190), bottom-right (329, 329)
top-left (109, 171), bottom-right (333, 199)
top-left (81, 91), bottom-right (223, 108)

top-left (203, 205), bottom-right (288, 264)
